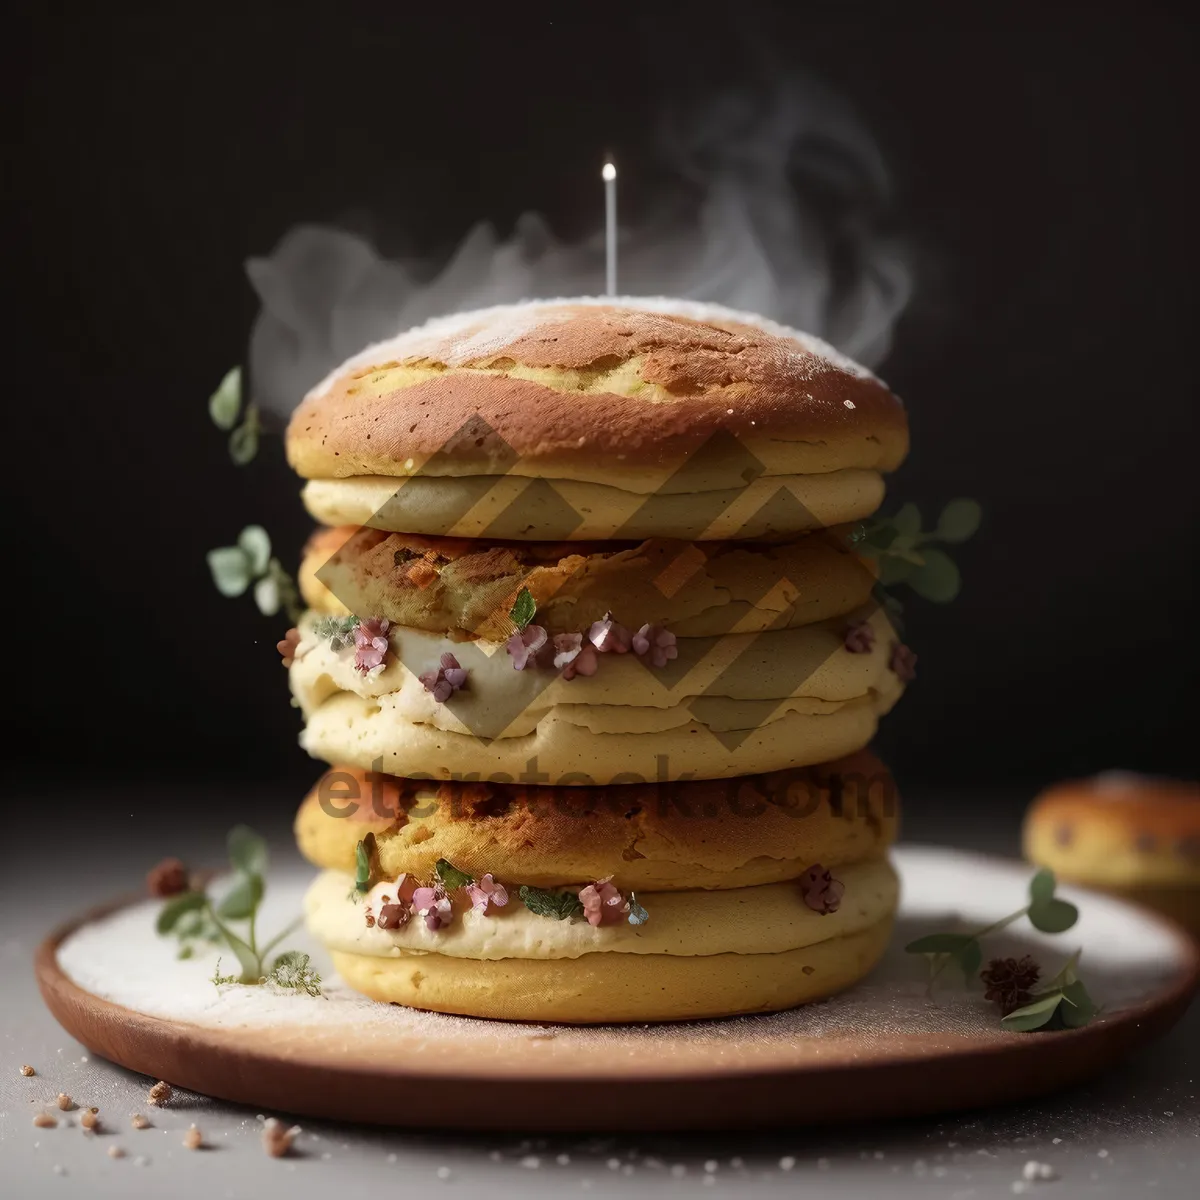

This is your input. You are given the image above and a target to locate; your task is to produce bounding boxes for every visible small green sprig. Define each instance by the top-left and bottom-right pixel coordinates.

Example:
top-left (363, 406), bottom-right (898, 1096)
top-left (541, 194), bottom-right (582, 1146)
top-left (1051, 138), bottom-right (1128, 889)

top-left (157, 826), bottom-right (314, 993)
top-left (1002, 951), bottom-right (1098, 1032)
top-left (208, 366), bottom-right (262, 465)
top-left (852, 498), bottom-right (982, 602)
top-left (265, 951), bottom-right (323, 998)
top-left (206, 525), bottom-right (302, 623)
top-left (905, 868), bottom-right (1094, 1030)
top-left (518, 885), bottom-right (585, 921)
top-left (509, 587), bottom-right (537, 631)
top-left (314, 614), bottom-right (360, 651)
top-left (435, 858), bottom-right (474, 890)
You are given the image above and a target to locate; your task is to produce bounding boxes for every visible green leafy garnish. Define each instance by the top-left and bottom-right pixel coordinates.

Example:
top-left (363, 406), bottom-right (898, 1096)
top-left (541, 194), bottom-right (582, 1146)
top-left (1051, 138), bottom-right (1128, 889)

top-left (509, 587), bottom-right (537, 631)
top-left (519, 885), bottom-right (584, 921)
top-left (208, 367), bottom-right (243, 431)
top-left (229, 402), bottom-right (262, 466)
top-left (314, 615), bottom-right (360, 650)
top-left (852, 498), bottom-right (981, 603)
top-left (206, 526), bottom-right (302, 622)
top-left (905, 868), bottom-right (1094, 1030)
top-left (266, 951), bottom-right (323, 998)
top-left (435, 859), bottom-right (474, 890)
top-left (210, 958), bottom-right (240, 988)
top-left (355, 834), bottom-right (378, 893)
top-left (156, 826), bottom-right (316, 994)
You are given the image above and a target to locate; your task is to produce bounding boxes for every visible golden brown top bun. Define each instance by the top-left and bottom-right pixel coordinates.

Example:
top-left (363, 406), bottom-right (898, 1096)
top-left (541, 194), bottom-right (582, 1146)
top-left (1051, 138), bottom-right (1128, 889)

top-left (1023, 771), bottom-right (1200, 888)
top-left (285, 300), bottom-right (907, 488)
top-left (298, 524), bottom-right (877, 639)
top-left (294, 749), bottom-right (899, 892)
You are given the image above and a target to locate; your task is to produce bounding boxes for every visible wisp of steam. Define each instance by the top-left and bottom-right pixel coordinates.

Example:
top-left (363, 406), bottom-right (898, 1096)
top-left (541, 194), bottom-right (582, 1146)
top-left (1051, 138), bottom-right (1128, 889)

top-left (247, 78), bottom-right (912, 423)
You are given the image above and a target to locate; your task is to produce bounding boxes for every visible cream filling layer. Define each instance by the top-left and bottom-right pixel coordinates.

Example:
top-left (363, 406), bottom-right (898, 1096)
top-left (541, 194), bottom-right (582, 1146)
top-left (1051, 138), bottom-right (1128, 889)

top-left (305, 858), bottom-right (898, 961)
top-left (301, 469), bottom-right (885, 541)
top-left (289, 606), bottom-right (902, 742)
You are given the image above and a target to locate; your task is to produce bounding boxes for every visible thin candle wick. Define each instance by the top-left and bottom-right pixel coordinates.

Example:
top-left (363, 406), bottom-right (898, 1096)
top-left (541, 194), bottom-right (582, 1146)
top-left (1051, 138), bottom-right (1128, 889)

top-left (603, 160), bottom-right (617, 296)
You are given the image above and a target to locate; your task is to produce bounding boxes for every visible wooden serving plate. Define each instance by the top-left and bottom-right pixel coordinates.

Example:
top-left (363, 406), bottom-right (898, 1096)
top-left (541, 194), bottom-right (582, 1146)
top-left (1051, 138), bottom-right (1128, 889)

top-left (36, 847), bottom-right (1198, 1131)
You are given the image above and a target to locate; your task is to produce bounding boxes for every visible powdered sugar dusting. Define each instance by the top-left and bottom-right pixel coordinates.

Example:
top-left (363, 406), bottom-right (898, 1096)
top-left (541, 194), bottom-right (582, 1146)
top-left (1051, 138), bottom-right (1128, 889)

top-left (55, 848), bottom-right (1186, 1062)
top-left (310, 297), bottom-right (877, 400)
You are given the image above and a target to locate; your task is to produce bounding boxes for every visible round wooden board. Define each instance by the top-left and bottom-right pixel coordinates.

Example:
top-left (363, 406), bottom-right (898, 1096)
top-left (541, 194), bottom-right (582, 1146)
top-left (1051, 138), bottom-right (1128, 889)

top-left (36, 847), bottom-right (1199, 1131)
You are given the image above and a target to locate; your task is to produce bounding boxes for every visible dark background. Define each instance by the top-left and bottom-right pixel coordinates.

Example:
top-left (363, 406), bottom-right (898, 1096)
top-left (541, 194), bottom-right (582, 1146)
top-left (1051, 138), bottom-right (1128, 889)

top-left (9, 0), bottom-right (1197, 803)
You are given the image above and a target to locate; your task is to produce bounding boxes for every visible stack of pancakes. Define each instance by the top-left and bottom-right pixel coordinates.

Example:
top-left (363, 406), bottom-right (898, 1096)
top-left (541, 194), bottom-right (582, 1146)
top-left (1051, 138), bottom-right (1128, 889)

top-left (287, 299), bottom-right (913, 1022)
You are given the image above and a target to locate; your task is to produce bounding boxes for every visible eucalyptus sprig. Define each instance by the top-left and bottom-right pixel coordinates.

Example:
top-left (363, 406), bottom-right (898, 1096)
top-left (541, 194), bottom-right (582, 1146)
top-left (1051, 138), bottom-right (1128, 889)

top-left (208, 366), bottom-right (262, 465)
top-left (905, 868), bottom-right (1094, 1030)
top-left (1002, 950), bottom-right (1098, 1032)
top-left (206, 525), bottom-right (302, 623)
top-left (156, 826), bottom-right (317, 994)
top-left (852, 498), bottom-right (982, 602)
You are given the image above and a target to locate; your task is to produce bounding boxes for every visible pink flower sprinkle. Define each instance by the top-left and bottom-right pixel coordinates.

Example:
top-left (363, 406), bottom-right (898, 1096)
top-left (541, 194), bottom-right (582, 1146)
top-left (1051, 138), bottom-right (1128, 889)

top-left (354, 617), bottom-right (391, 675)
top-left (506, 624), bottom-right (547, 670)
top-left (588, 613), bottom-right (632, 654)
top-left (466, 873), bottom-right (509, 915)
top-left (632, 623), bottom-right (678, 668)
top-left (418, 651), bottom-right (468, 703)
top-left (578, 877), bottom-right (628, 927)
top-left (843, 621), bottom-right (875, 654)
top-left (411, 885), bottom-right (453, 931)
top-left (552, 632), bottom-right (583, 669)
top-left (889, 641), bottom-right (918, 682)
top-left (799, 863), bottom-right (845, 915)
top-left (562, 644), bottom-right (598, 681)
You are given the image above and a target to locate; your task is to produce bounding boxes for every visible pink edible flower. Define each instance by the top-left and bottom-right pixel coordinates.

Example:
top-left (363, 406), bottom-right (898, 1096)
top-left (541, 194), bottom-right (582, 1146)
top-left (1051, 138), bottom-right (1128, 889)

top-left (418, 651), bottom-right (468, 703)
top-left (506, 624), bottom-right (547, 670)
top-left (578, 876), bottom-right (628, 927)
top-left (466, 873), bottom-right (509, 915)
top-left (411, 885), bottom-right (453, 931)
top-left (354, 617), bottom-right (391, 675)
top-left (632, 623), bottom-right (678, 668)
top-left (889, 641), bottom-right (918, 683)
top-left (588, 613), bottom-right (632, 654)
top-left (799, 863), bottom-right (845, 915)
top-left (553, 633), bottom-right (600, 681)
top-left (843, 620), bottom-right (875, 654)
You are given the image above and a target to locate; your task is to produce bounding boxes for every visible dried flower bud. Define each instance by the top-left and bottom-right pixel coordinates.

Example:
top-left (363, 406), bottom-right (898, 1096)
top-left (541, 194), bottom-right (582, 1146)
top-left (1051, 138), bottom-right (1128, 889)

top-left (147, 858), bottom-right (189, 898)
top-left (466, 873), bottom-right (509, 915)
top-left (354, 617), bottom-right (391, 675)
top-left (981, 955), bottom-right (1041, 1016)
top-left (632, 623), bottom-right (678, 668)
top-left (262, 1117), bottom-right (300, 1158)
top-left (578, 877), bottom-right (628, 927)
top-left (842, 620), bottom-right (875, 654)
top-left (799, 863), bottom-right (845, 915)
top-left (418, 651), bottom-right (468, 703)
top-left (506, 623), bottom-right (547, 670)
top-left (147, 1081), bottom-right (172, 1106)
top-left (588, 612), bottom-right (632, 654)
top-left (889, 641), bottom-right (918, 682)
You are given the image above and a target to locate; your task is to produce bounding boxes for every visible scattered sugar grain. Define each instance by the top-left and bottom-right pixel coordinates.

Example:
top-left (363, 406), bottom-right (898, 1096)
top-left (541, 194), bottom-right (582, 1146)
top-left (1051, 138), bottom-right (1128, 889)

top-left (1023, 1161), bottom-right (1057, 1181)
top-left (520, 1155), bottom-right (541, 1169)
top-left (670, 1164), bottom-right (687, 1178)
top-left (80, 1109), bottom-right (100, 1131)
top-left (780, 1156), bottom-right (796, 1171)
top-left (704, 1159), bottom-right (718, 1173)
top-left (56, 1093), bottom-right (73, 1110)
top-left (556, 1153), bottom-right (571, 1165)
top-left (147, 1081), bottom-right (172, 1106)
top-left (33, 1113), bottom-right (57, 1128)
top-left (131, 1114), bottom-right (150, 1129)
top-left (107, 1146), bottom-right (125, 1159)
top-left (183, 1125), bottom-right (203, 1150)
top-left (437, 1166), bottom-right (452, 1180)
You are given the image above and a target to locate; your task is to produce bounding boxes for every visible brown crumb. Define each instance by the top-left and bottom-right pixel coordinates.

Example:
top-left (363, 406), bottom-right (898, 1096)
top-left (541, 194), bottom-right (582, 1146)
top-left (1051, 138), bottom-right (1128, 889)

top-left (261, 1117), bottom-right (300, 1157)
top-left (183, 1125), bottom-right (203, 1150)
top-left (80, 1109), bottom-right (100, 1131)
top-left (147, 857), bottom-right (189, 898)
top-left (108, 1146), bottom-right (125, 1159)
top-left (20, 1064), bottom-right (36, 1077)
top-left (56, 1093), bottom-right (73, 1111)
top-left (33, 1113), bottom-right (58, 1128)
top-left (147, 1080), bottom-right (172, 1106)
top-left (130, 1114), bottom-right (151, 1130)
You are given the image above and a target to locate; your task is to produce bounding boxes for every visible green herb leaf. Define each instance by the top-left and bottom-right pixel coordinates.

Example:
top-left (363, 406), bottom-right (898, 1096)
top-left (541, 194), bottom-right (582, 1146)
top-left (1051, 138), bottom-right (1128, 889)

top-left (1058, 979), bottom-right (1098, 1028)
top-left (228, 826), bottom-right (269, 877)
top-left (237, 525), bottom-right (272, 577)
top-left (908, 547), bottom-right (962, 603)
top-left (156, 891), bottom-right (207, 935)
top-left (905, 933), bottom-right (977, 955)
top-left (315, 615), bottom-right (359, 648)
top-left (210, 958), bottom-right (240, 988)
top-left (958, 939), bottom-right (983, 981)
top-left (355, 834), bottom-right (378, 892)
top-left (1001, 991), bottom-right (1064, 1032)
top-left (207, 546), bottom-right (252, 597)
top-left (177, 944), bottom-right (194, 960)
top-left (936, 498), bottom-right (983, 543)
top-left (1028, 897), bottom-right (1079, 934)
top-left (518, 884), bottom-right (584, 921)
top-left (892, 503), bottom-right (922, 539)
top-left (435, 859), bottom-right (474, 890)
top-left (1029, 868), bottom-right (1057, 906)
top-left (266, 951), bottom-right (322, 997)
top-left (509, 587), bottom-right (537, 631)
top-left (877, 556), bottom-right (916, 587)
top-left (216, 872), bottom-right (264, 920)
top-left (229, 403), bottom-right (261, 466)
top-left (214, 921), bottom-right (261, 983)
top-left (208, 366), bottom-right (243, 431)
top-left (254, 573), bottom-right (280, 616)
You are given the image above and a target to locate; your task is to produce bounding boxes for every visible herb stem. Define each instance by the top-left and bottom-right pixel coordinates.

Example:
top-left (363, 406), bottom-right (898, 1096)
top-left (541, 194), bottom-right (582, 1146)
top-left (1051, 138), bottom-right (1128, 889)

top-left (259, 915), bottom-right (304, 961)
top-left (928, 905), bottom-right (1030, 988)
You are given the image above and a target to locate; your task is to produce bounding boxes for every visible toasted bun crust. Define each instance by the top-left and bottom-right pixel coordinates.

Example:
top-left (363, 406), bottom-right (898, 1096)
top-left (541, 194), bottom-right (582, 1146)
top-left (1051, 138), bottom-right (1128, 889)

top-left (327, 921), bottom-right (893, 1022)
top-left (299, 525), bottom-right (877, 639)
top-left (286, 300), bottom-right (907, 489)
top-left (294, 750), bottom-right (899, 892)
top-left (1023, 772), bottom-right (1200, 893)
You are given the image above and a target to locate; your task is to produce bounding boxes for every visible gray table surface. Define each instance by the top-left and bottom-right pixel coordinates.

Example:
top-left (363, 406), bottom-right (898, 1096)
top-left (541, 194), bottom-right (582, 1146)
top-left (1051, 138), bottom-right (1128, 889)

top-left (1, 782), bottom-right (1195, 1198)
